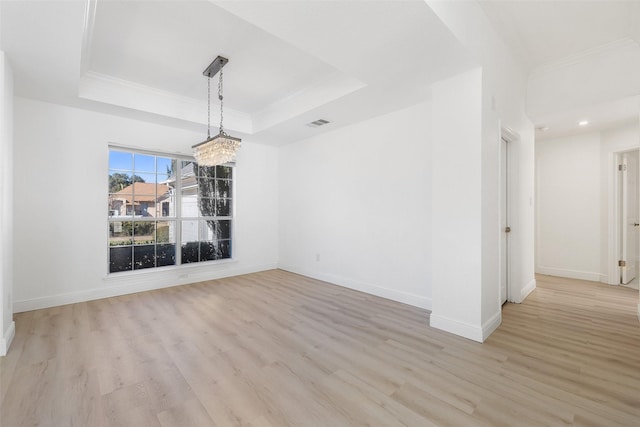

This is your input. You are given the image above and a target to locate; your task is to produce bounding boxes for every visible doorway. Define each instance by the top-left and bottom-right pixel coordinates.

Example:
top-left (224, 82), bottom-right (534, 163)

top-left (618, 150), bottom-right (640, 290)
top-left (500, 127), bottom-right (518, 304)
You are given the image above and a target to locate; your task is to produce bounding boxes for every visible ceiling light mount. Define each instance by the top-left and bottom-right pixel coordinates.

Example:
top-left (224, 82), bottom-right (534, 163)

top-left (192, 55), bottom-right (241, 166)
top-left (202, 56), bottom-right (228, 78)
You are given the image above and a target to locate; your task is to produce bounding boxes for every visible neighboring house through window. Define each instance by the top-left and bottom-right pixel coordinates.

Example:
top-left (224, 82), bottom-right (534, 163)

top-left (108, 148), bottom-right (233, 273)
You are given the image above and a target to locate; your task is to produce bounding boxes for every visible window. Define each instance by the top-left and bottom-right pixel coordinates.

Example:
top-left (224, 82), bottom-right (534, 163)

top-left (108, 148), bottom-right (233, 273)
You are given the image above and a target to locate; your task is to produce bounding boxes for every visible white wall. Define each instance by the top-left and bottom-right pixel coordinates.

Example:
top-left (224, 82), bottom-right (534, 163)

top-left (536, 121), bottom-right (640, 284)
top-left (12, 97), bottom-right (279, 312)
top-left (5, 1), bottom-right (537, 346)
top-left (278, 102), bottom-right (432, 309)
top-left (536, 133), bottom-right (602, 280)
top-left (430, 68), bottom-right (484, 339)
top-left (0, 51), bottom-right (15, 356)
top-left (425, 0), bottom-right (535, 340)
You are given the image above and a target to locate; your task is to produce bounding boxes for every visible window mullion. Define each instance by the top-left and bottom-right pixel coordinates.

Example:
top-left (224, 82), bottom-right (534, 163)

top-left (176, 162), bottom-right (183, 265)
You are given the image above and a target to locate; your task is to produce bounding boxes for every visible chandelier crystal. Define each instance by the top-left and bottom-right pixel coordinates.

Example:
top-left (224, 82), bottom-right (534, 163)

top-left (192, 56), bottom-right (241, 166)
top-left (193, 134), bottom-right (241, 166)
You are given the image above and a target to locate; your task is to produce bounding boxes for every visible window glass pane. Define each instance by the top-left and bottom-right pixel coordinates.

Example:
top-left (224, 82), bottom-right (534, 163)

top-left (199, 198), bottom-right (216, 218)
top-left (110, 246), bottom-right (132, 273)
top-left (158, 197), bottom-right (175, 217)
top-left (133, 222), bottom-right (155, 245)
top-left (157, 157), bottom-right (174, 177)
top-left (181, 192), bottom-right (198, 218)
top-left (181, 220), bottom-right (198, 243)
top-left (156, 220), bottom-right (176, 267)
top-left (156, 244), bottom-right (176, 267)
top-left (110, 200), bottom-right (134, 217)
top-left (198, 165), bottom-right (216, 178)
top-left (212, 220), bottom-right (231, 240)
top-left (157, 184), bottom-right (171, 197)
top-left (154, 185), bottom-right (172, 217)
top-left (218, 240), bottom-right (231, 259)
top-left (109, 171), bottom-right (133, 193)
top-left (182, 180), bottom-right (197, 195)
top-left (181, 242), bottom-right (199, 264)
top-left (156, 221), bottom-right (176, 243)
top-left (132, 196), bottom-right (153, 217)
top-left (109, 221), bottom-right (132, 246)
top-left (216, 165), bottom-right (232, 179)
top-left (181, 160), bottom-right (196, 177)
top-left (133, 173), bottom-right (156, 186)
top-left (197, 178), bottom-right (216, 199)
top-left (200, 241), bottom-right (216, 261)
top-left (109, 151), bottom-right (132, 171)
top-left (216, 199), bottom-right (231, 217)
top-left (200, 220), bottom-right (214, 241)
top-left (134, 245), bottom-right (155, 270)
top-left (216, 179), bottom-right (232, 198)
top-left (156, 173), bottom-right (170, 185)
top-left (134, 153), bottom-right (155, 173)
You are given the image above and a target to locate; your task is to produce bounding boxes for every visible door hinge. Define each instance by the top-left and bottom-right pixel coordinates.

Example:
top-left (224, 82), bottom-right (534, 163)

top-left (505, 226), bottom-right (511, 233)
top-left (619, 164), bottom-right (627, 171)
top-left (619, 260), bottom-right (627, 267)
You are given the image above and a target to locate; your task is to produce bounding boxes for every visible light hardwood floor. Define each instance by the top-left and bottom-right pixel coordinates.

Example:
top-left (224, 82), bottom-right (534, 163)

top-left (1, 270), bottom-right (639, 426)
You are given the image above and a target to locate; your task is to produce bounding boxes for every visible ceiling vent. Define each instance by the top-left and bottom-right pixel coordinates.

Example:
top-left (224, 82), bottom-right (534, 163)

top-left (306, 119), bottom-right (330, 128)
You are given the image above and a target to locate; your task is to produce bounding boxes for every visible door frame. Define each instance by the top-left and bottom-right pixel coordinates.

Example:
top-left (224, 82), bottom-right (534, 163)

top-left (609, 148), bottom-right (640, 285)
top-left (608, 148), bottom-right (640, 285)
top-left (500, 126), bottom-right (518, 304)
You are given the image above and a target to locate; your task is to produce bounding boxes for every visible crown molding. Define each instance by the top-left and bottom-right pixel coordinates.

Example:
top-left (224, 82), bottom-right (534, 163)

top-left (79, 70), bottom-right (252, 134)
top-left (79, 0), bottom-right (97, 76)
top-left (530, 38), bottom-right (639, 78)
top-left (252, 71), bottom-right (365, 133)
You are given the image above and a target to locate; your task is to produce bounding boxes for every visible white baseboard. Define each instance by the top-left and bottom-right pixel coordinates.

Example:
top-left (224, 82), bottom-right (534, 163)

top-left (482, 311), bottom-right (502, 341)
top-left (519, 278), bottom-right (537, 302)
top-left (1, 321), bottom-right (15, 356)
top-left (278, 264), bottom-right (432, 310)
top-left (536, 266), bottom-right (603, 282)
top-left (429, 313), bottom-right (483, 343)
top-left (13, 263), bottom-right (278, 313)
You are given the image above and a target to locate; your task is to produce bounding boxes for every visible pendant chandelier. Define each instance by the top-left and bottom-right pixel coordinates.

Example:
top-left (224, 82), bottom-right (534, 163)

top-left (192, 56), bottom-right (241, 166)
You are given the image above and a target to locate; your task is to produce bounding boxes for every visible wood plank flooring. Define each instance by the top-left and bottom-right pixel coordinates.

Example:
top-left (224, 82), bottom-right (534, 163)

top-left (1, 270), bottom-right (639, 426)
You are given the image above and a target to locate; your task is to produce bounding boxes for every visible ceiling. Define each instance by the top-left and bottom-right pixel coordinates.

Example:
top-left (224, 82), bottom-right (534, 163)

top-left (480, 0), bottom-right (640, 139)
top-left (1, 0), bottom-right (639, 144)
top-left (480, 0), bottom-right (638, 71)
top-left (0, 0), bottom-right (473, 146)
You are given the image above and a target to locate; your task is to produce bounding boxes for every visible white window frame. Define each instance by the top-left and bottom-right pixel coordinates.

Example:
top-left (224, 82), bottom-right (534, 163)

top-left (107, 145), bottom-right (235, 274)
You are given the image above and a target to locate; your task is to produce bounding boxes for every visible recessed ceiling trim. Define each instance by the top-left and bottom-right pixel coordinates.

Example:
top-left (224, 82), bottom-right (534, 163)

top-left (252, 72), bottom-right (365, 133)
top-left (529, 38), bottom-right (637, 77)
top-left (78, 71), bottom-right (252, 133)
top-left (79, 0), bottom-right (97, 76)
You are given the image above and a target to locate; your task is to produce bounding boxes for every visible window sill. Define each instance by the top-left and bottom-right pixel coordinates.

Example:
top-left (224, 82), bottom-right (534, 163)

top-left (103, 257), bottom-right (238, 282)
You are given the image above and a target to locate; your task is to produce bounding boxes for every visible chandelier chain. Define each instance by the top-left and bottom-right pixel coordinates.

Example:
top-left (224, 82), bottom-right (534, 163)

top-left (193, 56), bottom-right (240, 167)
top-left (207, 75), bottom-right (211, 139)
top-left (218, 68), bottom-right (224, 135)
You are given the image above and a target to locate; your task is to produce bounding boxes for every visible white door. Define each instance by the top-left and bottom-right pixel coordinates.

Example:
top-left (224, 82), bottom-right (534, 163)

top-left (621, 152), bottom-right (638, 284)
top-left (500, 137), bottom-right (509, 304)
